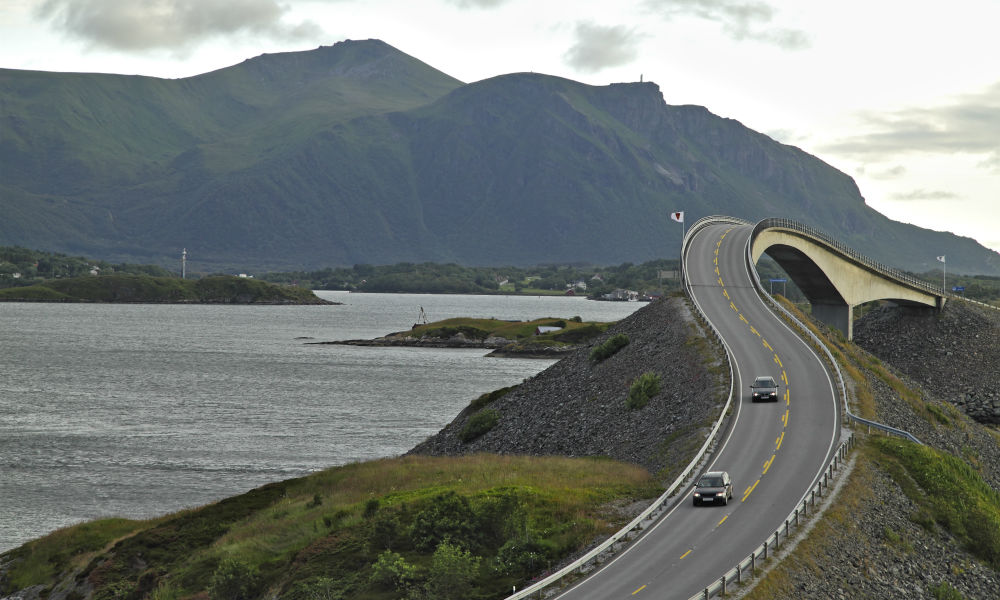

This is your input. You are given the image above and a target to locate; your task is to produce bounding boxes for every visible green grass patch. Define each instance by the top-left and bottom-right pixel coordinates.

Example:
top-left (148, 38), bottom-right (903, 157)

top-left (590, 333), bottom-right (629, 362)
top-left (3, 455), bottom-right (660, 600)
top-left (626, 372), bottom-right (661, 410)
top-left (459, 409), bottom-right (500, 442)
top-left (873, 437), bottom-right (1000, 569)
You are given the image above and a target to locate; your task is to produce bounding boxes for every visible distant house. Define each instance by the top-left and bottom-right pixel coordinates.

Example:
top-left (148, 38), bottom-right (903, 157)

top-left (89, 266), bottom-right (100, 276)
top-left (604, 289), bottom-right (639, 301)
top-left (535, 325), bottom-right (563, 335)
top-left (566, 279), bottom-right (587, 291)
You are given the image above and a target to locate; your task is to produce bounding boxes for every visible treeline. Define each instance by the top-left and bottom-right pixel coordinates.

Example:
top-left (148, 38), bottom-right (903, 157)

top-left (0, 246), bottom-right (173, 288)
top-left (261, 259), bottom-right (686, 297)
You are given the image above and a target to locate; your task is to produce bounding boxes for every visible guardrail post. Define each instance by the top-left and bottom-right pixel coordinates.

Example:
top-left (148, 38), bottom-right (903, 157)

top-left (721, 575), bottom-right (727, 595)
top-left (751, 550), bottom-right (756, 573)
top-left (762, 539), bottom-right (768, 559)
top-left (774, 530), bottom-right (780, 549)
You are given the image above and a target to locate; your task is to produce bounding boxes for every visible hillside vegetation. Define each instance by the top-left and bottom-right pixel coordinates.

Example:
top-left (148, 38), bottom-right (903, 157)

top-left (0, 274), bottom-right (328, 304)
top-left (3, 40), bottom-right (999, 275)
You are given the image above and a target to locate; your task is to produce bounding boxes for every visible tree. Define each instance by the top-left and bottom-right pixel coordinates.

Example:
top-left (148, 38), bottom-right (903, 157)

top-left (423, 541), bottom-right (481, 600)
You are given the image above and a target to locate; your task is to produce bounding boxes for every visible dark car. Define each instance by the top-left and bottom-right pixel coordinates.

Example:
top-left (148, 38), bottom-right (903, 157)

top-left (693, 471), bottom-right (733, 506)
top-left (750, 375), bottom-right (779, 402)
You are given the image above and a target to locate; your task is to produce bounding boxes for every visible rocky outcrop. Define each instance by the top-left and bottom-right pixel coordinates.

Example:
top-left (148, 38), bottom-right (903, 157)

top-left (853, 300), bottom-right (1000, 424)
top-left (408, 296), bottom-right (728, 476)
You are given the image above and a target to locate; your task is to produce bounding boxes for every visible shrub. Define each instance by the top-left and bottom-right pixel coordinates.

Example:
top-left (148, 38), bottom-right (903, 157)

top-left (423, 541), bottom-right (482, 600)
top-left (208, 558), bottom-right (258, 600)
top-left (369, 550), bottom-right (416, 591)
top-left (469, 386), bottom-right (516, 411)
top-left (409, 491), bottom-right (477, 552)
top-left (460, 409), bottom-right (500, 442)
top-left (590, 333), bottom-right (629, 362)
top-left (626, 372), bottom-right (661, 410)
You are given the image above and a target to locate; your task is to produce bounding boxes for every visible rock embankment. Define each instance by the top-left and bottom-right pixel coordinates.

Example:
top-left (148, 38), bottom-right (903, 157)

top-left (854, 299), bottom-right (1000, 424)
top-left (409, 296), bottom-right (728, 476)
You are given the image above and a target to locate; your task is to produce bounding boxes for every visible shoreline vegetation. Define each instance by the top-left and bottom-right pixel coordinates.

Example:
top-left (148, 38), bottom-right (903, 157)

top-left (313, 316), bottom-right (615, 357)
top-left (0, 273), bottom-right (334, 304)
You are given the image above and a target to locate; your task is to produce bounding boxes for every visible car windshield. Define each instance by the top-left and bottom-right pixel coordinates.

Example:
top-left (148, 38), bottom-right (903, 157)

top-left (753, 378), bottom-right (775, 387)
top-left (699, 476), bottom-right (723, 487)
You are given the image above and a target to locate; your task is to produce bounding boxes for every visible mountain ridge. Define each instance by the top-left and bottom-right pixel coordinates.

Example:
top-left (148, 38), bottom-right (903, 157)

top-left (2, 39), bottom-right (998, 275)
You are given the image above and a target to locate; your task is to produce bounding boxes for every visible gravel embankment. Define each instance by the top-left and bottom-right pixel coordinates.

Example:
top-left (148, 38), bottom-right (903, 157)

top-left (854, 299), bottom-right (1000, 424)
top-left (409, 296), bottom-right (728, 476)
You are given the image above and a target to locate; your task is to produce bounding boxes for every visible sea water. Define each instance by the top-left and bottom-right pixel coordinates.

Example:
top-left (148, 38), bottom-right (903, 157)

top-left (0, 292), bottom-right (640, 552)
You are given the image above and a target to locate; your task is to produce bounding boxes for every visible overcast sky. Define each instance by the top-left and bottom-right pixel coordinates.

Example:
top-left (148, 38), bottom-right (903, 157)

top-left (3, 0), bottom-right (999, 254)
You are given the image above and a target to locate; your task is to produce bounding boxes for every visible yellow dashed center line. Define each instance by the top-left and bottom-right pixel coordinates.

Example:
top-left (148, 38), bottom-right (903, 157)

top-left (762, 339), bottom-right (772, 351)
top-left (782, 409), bottom-right (789, 427)
top-left (739, 314), bottom-right (748, 324)
top-left (750, 326), bottom-right (760, 337)
top-left (718, 515), bottom-right (729, 526)
top-left (773, 354), bottom-right (783, 368)
top-left (763, 454), bottom-right (776, 474)
top-left (680, 549), bottom-right (692, 560)
top-left (729, 301), bottom-right (737, 312)
top-left (781, 371), bottom-right (789, 385)
top-left (742, 479), bottom-right (760, 502)
top-left (776, 431), bottom-right (785, 450)
top-left (632, 584), bottom-right (647, 595)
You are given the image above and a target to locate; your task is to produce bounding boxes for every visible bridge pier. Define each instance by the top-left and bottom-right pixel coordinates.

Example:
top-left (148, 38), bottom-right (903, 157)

top-left (811, 303), bottom-right (853, 340)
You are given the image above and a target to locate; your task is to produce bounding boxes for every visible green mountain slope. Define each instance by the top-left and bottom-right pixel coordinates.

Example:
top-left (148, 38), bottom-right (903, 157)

top-left (1, 40), bottom-right (998, 274)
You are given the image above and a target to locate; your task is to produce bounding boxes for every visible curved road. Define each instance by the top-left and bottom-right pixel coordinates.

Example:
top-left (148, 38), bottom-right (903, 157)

top-left (555, 222), bottom-right (841, 599)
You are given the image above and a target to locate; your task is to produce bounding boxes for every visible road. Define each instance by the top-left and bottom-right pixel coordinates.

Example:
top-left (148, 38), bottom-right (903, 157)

top-left (554, 222), bottom-right (842, 599)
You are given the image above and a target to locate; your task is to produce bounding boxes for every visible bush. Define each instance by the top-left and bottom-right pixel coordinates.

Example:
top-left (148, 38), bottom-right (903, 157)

top-left (626, 372), bottom-right (661, 410)
top-left (460, 409), bottom-right (500, 442)
top-left (208, 558), bottom-right (258, 600)
top-left (423, 541), bottom-right (481, 600)
top-left (409, 491), bottom-right (478, 552)
top-left (590, 333), bottom-right (629, 362)
top-left (369, 550), bottom-right (416, 591)
top-left (469, 386), bottom-right (516, 411)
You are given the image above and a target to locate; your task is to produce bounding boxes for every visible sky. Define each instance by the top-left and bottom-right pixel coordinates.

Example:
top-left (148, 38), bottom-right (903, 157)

top-left (2, 0), bottom-right (999, 254)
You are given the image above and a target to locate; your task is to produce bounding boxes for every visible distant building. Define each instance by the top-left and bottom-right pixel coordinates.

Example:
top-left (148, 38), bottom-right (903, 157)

top-left (535, 325), bottom-right (563, 335)
top-left (604, 289), bottom-right (639, 301)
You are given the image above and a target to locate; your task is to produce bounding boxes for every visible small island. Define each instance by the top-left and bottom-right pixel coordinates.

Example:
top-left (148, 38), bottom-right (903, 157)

top-left (314, 316), bottom-right (613, 357)
top-left (0, 274), bottom-right (334, 304)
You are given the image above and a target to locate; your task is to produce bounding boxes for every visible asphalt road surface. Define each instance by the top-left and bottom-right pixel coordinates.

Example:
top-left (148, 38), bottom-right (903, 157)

top-left (554, 222), bottom-right (841, 600)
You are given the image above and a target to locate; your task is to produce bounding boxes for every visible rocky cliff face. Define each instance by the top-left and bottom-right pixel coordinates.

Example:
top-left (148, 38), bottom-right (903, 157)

top-left (409, 296), bottom-right (728, 477)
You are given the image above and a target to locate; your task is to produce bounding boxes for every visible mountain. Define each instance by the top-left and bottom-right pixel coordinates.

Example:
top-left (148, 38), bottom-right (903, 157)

top-left (2, 39), bottom-right (999, 275)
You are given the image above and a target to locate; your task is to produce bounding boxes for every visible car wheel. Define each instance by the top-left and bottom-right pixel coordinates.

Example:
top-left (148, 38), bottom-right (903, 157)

top-left (693, 498), bottom-right (699, 506)
top-left (722, 496), bottom-right (728, 506)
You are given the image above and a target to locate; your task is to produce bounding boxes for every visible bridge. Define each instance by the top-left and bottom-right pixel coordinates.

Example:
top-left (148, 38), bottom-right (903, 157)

top-left (749, 217), bottom-right (946, 340)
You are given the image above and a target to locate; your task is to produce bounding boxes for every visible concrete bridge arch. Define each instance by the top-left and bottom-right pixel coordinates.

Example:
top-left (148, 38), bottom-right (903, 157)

top-left (749, 219), bottom-right (946, 340)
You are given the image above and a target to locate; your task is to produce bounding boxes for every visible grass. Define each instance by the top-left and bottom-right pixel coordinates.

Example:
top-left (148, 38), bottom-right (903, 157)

top-left (407, 317), bottom-right (612, 346)
top-left (2, 455), bottom-right (660, 600)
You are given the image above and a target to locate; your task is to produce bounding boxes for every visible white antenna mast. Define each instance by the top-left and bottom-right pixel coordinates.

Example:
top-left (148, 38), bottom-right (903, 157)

top-left (182, 248), bottom-right (187, 279)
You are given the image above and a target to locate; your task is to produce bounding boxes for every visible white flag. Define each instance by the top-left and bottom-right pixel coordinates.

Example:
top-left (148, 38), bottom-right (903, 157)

top-left (670, 211), bottom-right (684, 223)
top-left (936, 255), bottom-right (946, 263)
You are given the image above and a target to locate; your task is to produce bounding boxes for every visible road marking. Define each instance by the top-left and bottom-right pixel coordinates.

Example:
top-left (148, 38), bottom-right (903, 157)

top-left (742, 479), bottom-right (759, 501)
top-left (762, 339), bottom-right (772, 351)
top-left (773, 354), bottom-right (783, 368)
top-left (785, 388), bottom-right (790, 406)
top-left (680, 549), bottom-right (692, 560)
top-left (763, 454), bottom-right (775, 474)
top-left (718, 515), bottom-right (729, 526)
top-left (632, 584), bottom-right (647, 595)
top-left (729, 301), bottom-right (737, 312)
top-left (739, 314), bottom-right (748, 324)
top-left (776, 431), bottom-right (785, 450)
top-left (719, 277), bottom-right (725, 286)
top-left (714, 265), bottom-right (720, 275)
top-left (723, 289), bottom-right (730, 300)
top-left (750, 326), bottom-right (760, 337)
top-left (781, 370), bottom-right (788, 385)
top-left (713, 256), bottom-right (718, 265)
top-left (714, 247), bottom-right (719, 256)
top-left (782, 409), bottom-right (789, 427)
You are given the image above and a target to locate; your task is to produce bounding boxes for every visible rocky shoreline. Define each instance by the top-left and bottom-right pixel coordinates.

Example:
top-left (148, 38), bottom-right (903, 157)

top-left (310, 333), bottom-right (580, 357)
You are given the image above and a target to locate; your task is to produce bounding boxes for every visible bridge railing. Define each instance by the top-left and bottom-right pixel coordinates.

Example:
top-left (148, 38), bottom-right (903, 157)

top-left (750, 217), bottom-right (945, 298)
top-left (743, 222), bottom-right (924, 445)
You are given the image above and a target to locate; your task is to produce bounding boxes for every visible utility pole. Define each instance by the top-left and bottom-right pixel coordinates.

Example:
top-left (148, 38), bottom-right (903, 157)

top-left (182, 248), bottom-right (187, 279)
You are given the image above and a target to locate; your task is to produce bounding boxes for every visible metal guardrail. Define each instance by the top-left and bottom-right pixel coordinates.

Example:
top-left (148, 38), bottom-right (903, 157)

top-left (506, 215), bottom-right (924, 600)
top-left (750, 218), bottom-right (946, 299)
top-left (681, 216), bottom-right (924, 600)
top-left (685, 436), bottom-right (855, 600)
top-left (501, 221), bottom-right (739, 600)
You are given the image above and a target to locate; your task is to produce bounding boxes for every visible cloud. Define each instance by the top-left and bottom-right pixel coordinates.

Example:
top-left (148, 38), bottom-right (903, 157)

top-left (821, 81), bottom-right (1000, 170)
top-left (34, 0), bottom-right (323, 54)
top-left (445, 0), bottom-right (511, 7)
top-left (642, 0), bottom-right (809, 49)
top-left (564, 22), bottom-right (643, 73)
top-left (890, 189), bottom-right (960, 201)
